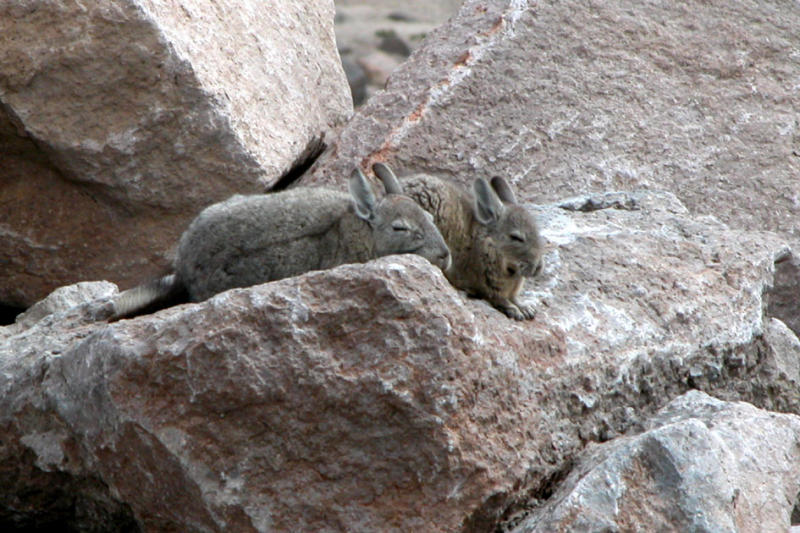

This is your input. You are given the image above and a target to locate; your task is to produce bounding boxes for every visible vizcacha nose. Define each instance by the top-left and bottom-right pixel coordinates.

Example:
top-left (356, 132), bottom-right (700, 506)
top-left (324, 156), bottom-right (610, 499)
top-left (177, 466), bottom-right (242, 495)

top-left (437, 248), bottom-right (452, 271)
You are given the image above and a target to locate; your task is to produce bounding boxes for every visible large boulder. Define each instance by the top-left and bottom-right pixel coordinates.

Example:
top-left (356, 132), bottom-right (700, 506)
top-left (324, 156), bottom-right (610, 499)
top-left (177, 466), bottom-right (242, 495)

top-left (0, 0), bottom-right (351, 307)
top-left (508, 390), bottom-right (800, 533)
top-left (2, 186), bottom-right (799, 531)
top-left (309, 0), bottom-right (800, 239)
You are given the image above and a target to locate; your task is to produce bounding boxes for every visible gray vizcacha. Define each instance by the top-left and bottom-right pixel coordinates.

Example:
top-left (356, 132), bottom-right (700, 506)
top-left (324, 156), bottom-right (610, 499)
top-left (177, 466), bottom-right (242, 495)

top-left (112, 168), bottom-right (451, 319)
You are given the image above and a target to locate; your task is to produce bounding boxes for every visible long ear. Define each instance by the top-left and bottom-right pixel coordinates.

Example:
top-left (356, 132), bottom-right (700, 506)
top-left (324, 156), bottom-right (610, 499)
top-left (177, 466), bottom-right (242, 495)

top-left (473, 178), bottom-right (505, 225)
top-left (372, 162), bottom-right (404, 195)
top-left (490, 176), bottom-right (517, 204)
top-left (349, 168), bottom-right (377, 221)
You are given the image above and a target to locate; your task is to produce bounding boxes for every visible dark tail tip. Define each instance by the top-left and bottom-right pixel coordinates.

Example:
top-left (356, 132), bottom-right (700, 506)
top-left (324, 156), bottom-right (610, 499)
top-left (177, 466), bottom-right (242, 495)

top-left (109, 274), bottom-right (188, 321)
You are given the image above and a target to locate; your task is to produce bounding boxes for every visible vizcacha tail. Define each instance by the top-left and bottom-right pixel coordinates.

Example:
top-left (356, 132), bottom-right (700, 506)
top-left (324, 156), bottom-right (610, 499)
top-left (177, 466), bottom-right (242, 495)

top-left (110, 274), bottom-right (187, 320)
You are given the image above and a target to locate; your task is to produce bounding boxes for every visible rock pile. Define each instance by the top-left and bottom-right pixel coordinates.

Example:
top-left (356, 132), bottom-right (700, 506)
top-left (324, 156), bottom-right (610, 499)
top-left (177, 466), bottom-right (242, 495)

top-left (508, 390), bottom-right (800, 532)
top-left (3, 0), bottom-right (800, 531)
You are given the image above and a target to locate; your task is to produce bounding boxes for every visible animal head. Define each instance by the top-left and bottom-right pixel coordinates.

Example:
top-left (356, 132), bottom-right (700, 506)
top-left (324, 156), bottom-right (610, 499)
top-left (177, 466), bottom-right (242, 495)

top-left (350, 167), bottom-right (451, 270)
top-left (473, 176), bottom-right (543, 279)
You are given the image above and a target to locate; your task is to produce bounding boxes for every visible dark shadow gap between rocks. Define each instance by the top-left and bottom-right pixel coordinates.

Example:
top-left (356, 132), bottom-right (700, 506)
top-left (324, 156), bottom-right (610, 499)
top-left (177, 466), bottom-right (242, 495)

top-left (464, 460), bottom-right (576, 533)
top-left (0, 304), bottom-right (25, 326)
top-left (269, 135), bottom-right (327, 192)
top-left (765, 250), bottom-right (800, 338)
top-left (0, 448), bottom-right (140, 533)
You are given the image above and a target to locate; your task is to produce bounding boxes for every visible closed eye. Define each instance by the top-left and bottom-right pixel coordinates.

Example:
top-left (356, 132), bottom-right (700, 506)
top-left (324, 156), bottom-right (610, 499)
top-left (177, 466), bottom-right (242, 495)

top-left (510, 231), bottom-right (525, 243)
top-left (392, 221), bottom-right (411, 232)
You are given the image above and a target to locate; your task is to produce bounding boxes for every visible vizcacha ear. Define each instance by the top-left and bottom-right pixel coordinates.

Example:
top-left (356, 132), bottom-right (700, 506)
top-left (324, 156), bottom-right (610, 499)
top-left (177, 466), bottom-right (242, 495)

top-left (372, 162), bottom-right (404, 195)
top-left (349, 168), bottom-right (378, 221)
top-left (490, 176), bottom-right (517, 204)
top-left (473, 177), bottom-right (505, 225)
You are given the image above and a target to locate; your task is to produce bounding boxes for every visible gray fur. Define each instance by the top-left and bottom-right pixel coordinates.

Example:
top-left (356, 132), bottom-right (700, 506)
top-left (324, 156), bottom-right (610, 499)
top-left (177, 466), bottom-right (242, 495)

top-left (112, 169), bottom-right (450, 318)
top-left (374, 163), bottom-right (543, 320)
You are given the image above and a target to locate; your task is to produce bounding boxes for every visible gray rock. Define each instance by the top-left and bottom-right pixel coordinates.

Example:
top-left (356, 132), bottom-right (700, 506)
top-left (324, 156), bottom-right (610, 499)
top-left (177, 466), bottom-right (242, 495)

top-left (509, 390), bottom-right (800, 532)
top-left (13, 281), bottom-right (118, 331)
top-left (0, 0), bottom-right (351, 307)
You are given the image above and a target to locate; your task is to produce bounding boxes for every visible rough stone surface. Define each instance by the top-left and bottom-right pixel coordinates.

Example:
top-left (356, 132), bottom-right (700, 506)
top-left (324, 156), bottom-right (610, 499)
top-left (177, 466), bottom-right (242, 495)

top-left (508, 390), bottom-right (800, 532)
top-left (3, 186), bottom-right (800, 531)
top-left (0, 0), bottom-right (351, 307)
top-left (11, 281), bottom-right (118, 333)
top-left (311, 0), bottom-right (800, 242)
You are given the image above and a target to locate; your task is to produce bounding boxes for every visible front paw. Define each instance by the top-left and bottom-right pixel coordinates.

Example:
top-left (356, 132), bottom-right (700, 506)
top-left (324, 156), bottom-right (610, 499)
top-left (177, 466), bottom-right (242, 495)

top-left (515, 302), bottom-right (536, 320)
top-left (496, 301), bottom-right (533, 320)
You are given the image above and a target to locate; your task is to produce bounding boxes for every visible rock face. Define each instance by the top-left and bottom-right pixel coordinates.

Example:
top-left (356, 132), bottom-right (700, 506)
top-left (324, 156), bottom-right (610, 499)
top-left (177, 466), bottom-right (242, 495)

top-left (311, 0), bottom-right (800, 242)
top-left (509, 390), bottom-right (800, 532)
top-left (11, 281), bottom-right (118, 332)
top-left (3, 186), bottom-right (800, 531)
top-left (0, 0), bottom-right (351, 307)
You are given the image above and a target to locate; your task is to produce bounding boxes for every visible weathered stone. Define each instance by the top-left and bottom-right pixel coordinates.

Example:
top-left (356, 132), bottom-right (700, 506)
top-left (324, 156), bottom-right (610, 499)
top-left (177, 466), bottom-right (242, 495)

top-left (2, 185), bottom-right (799, 531)
top-left (11, 281), bottom-right (117, 332)
top-left (0, 283), bottom-right (126, 530)
top-left (508, 390), bottom-right (800, 533)
top-left (0, 0), bottom-right (351, 307)
top-left (312, 0), bottom-right (800, 244)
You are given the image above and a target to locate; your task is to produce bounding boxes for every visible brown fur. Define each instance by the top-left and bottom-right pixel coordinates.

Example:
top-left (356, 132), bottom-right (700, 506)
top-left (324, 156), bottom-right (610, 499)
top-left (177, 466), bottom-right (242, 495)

top-left (375, 164), bottom-right (542, 320)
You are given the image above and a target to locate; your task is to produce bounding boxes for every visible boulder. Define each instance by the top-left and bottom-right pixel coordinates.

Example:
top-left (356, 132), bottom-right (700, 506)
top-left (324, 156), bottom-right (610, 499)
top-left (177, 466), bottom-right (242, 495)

top-left (310, 0), bottom-right (800, 241)
top-left (506, 390), bottom-right (800, 532)
top-left (0, 0), bottom-right (351, 307)
top-left (2, 186), bottom-right (799, 531)
top-left (11, 281), bottom-right (117, 332)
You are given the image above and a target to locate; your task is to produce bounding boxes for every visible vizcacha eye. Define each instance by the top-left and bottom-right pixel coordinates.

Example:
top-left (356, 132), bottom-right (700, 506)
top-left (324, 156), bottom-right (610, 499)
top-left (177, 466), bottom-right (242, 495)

top-left (509, 231), bottom-right (525, 243)
top-left (392, 220), bottom-right (411, 232)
